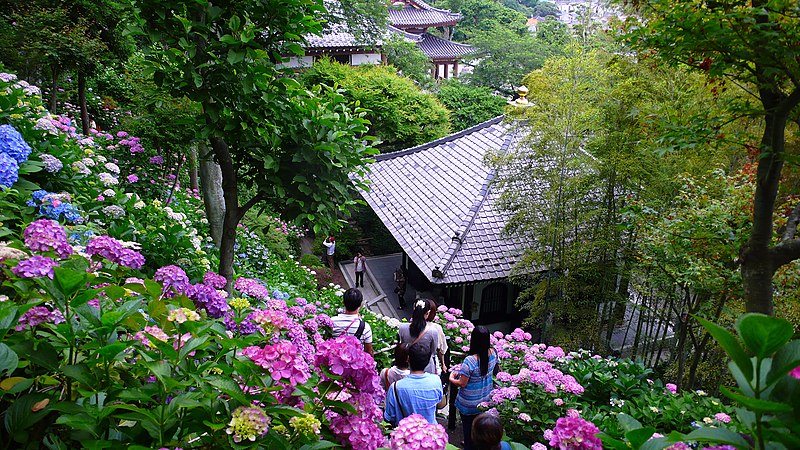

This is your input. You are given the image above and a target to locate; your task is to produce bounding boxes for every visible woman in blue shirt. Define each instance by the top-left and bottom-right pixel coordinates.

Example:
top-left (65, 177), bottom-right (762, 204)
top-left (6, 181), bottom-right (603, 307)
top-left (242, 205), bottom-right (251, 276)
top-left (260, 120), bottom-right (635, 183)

top-left (449, 326), bottom-right (498, 450)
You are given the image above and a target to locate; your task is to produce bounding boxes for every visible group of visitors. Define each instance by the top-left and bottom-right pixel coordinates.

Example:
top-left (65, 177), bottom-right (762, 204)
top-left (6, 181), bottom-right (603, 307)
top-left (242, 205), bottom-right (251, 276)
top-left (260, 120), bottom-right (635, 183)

top-left (332, 287), bottom-right (510, 450)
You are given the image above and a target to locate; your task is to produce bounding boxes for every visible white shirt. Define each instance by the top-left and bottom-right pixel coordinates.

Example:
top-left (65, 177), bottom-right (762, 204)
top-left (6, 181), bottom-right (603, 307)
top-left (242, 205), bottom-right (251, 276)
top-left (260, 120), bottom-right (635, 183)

top-left (323, 240), bottom-right (336, 255)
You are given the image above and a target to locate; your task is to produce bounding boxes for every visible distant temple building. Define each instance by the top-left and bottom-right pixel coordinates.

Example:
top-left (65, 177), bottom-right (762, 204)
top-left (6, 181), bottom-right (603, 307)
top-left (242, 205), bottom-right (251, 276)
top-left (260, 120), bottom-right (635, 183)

top-left (285, 0), bottom-right (473, 79)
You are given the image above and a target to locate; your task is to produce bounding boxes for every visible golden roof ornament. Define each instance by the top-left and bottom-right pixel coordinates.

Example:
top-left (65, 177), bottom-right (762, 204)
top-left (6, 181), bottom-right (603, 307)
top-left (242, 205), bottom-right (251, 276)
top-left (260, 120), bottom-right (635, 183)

top-left (508, 85), bottom-right (529, 107)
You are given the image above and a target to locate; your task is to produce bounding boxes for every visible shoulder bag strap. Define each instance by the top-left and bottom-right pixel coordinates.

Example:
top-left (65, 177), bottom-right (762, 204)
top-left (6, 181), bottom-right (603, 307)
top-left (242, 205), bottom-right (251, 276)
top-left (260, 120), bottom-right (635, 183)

top-left (393, 382), bottom-right (407, 418)
top-left (354, 319), bottom-right (366, 339)
top-left (410, 328), bottom-right (428, 347)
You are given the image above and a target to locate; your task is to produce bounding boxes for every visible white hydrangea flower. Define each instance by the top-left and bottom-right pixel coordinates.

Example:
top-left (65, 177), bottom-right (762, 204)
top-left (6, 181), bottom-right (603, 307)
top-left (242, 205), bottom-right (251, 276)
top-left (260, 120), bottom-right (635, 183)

top-left (82, 157), bottom-right (96, 167)
top-left (104, 162), bottom-right (120, 174)
top-left (98, 172), bottom-right (118, 186)
top-left (103, 189), bottom-right (116, 197)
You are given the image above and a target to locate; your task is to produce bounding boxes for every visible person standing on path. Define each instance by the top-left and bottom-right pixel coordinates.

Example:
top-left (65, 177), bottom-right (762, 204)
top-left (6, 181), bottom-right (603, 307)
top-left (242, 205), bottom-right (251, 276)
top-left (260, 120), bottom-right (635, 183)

top-left (393, 266), bottom-right (407, 309)
top-left (449, 326), bottom-right (499, 450)
top-left (353, 250), bottom-right (367, 288)
top-left (323, 235), bottom-right (336, 271)
top-left (330, 288), bottom-right (374, 356)
top-left (383, 342), bottom-right (443, 425)
top-left (398, 300), bottom-right (438, 374)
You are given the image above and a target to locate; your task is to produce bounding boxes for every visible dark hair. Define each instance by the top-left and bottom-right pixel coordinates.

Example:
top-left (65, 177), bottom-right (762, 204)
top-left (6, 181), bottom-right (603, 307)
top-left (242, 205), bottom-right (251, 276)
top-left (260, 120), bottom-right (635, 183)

top-left (393, 343), bottom-right (410, 369)
top-left (425, 299), bottom-right (437, 321)
top-left (408, 342), bottom-right (432, 371)
top-left (409, 299), bottom-right (431, 337)
top-left (342, 288), bottom-right (363, 312)
top-left (471, 412), bottom-right (504, 450)
top-left (469, 325), bottom-right (491, 376)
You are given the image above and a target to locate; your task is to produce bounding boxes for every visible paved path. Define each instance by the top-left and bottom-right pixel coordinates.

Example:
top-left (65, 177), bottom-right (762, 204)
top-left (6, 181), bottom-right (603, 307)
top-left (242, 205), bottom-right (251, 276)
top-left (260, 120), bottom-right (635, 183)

top-left (339, 253), bottom-right (413, 320)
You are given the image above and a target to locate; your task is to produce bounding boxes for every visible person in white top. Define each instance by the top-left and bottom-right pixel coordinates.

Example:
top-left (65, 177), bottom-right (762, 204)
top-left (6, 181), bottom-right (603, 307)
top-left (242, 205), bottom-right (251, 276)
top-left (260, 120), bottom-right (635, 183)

top-left (353, 251), bottom-right (367, 288)
top-left (331, 288), bottom-right (374, 356)
top-left (322, 235), bottom-right (336, 271)
top-left (425, 299), bottom-right (448, 375)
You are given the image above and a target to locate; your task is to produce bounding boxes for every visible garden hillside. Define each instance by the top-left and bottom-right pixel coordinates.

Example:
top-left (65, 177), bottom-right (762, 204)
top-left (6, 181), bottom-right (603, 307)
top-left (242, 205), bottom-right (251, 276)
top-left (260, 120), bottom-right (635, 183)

top-left (1, 71), bottom-right (799, 450)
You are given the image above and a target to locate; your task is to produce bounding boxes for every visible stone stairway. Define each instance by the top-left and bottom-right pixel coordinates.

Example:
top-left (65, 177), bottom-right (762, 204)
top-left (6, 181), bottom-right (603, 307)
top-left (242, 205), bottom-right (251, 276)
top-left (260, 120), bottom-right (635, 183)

top-left (338, 258), bottom-right (408, 320)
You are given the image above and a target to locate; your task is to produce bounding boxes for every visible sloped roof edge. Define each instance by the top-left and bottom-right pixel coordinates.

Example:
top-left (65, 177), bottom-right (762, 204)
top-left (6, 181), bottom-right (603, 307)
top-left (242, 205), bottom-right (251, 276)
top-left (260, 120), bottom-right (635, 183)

top-left (437, 131), bottom-right (515, 275)
top-left (375, 115), bottom-right (505, 162)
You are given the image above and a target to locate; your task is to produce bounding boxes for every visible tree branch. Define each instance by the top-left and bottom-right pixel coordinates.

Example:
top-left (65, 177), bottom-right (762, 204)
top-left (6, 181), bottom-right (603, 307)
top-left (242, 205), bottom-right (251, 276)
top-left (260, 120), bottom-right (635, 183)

top-left (236, 192), bottom-right (266, 222)
top-left (771, 238), bottom-right (800, 268)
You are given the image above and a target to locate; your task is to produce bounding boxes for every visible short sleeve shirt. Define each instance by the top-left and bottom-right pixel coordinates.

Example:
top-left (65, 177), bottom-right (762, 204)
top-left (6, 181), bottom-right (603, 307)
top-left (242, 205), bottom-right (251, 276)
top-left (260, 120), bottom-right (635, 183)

top-left (454, 351), bottom-right (498, 415)
top-left (398, 323), bottom-right (438, 374)
top-left (331, 313), bottom-right (373, 345)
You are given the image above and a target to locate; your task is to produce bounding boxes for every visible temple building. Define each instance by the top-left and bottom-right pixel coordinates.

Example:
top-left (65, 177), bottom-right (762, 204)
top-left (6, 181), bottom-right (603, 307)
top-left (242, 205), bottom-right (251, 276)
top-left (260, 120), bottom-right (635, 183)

top-left (285, 0), bottom-right (473, 79)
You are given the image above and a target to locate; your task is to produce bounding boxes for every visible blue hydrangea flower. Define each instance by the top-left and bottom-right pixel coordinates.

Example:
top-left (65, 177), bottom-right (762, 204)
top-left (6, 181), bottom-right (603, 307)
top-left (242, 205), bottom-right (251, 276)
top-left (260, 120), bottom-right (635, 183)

top-left (32, 190), bottom-right (50, 201)
top-left (0, 124), bottom-right (32, 163)
top-left (0, 152), bottom-right (19, 188)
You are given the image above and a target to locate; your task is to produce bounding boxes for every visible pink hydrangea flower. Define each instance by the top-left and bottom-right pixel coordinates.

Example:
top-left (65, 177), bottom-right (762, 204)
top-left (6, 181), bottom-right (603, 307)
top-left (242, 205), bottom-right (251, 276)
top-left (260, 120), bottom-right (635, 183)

top-left (548, 416), bottom-right (602, 449)
top-left (714, 412), bottom-right (731, 423)
top-left (23, 219), bottom-right (72, 258)
top-left (789, 366), bottom-right (800, 380)
top-left (665, 383), bottom-right (678, 394)
top-left (389, 414), bottom-right (448, 450)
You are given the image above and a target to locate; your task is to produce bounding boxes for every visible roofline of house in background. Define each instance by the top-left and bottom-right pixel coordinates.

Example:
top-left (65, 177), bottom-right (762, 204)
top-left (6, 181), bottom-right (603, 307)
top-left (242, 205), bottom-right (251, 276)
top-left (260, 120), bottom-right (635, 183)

top-left (374, 115), bottom-right (505, 162)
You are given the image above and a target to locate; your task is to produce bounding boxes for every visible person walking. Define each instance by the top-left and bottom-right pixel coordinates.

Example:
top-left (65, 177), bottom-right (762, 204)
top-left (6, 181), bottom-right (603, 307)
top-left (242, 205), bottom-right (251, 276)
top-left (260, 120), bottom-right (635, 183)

top-left (322, 235), bottom-right (336, 271)
top-left (449, 326), bottom-right (498, 450)
top-left (425, 299), bottom-right (448, 376)
top-left (398, 300), bottom-right (438, 374)
top-left (353, 250), bottom-right (367, 288)
top-left (380, 343), bottom-right (411, 391)
top-left (393, 266), bottom-right (407, 309)
top-left (384, 342), bottom-right (443, 426)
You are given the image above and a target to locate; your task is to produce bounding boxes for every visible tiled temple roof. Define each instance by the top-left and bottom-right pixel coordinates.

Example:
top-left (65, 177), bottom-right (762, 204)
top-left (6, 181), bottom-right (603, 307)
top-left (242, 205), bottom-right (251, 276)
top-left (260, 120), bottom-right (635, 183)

top-left (389, 0), bottom-right (462, 28)
top-left (358, 117), bottom-right (525, 285)
top-left (304, 25), bottom-right (419, 50)
top-left (417, 33), bottom-right (473, 59)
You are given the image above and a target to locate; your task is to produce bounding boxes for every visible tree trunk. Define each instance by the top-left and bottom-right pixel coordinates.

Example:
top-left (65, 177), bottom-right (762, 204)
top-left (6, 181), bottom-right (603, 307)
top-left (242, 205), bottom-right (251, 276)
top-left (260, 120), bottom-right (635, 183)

top-left (199, 141), bottom-right (226, 248)
top-left (740, 84), bottom-right (800, 315)
top-left (188, 143), bottom-right (199, 192)
top-left (210, 137), bottom-right (240, 289)
top-left (78, 70), bottom-right (90, 135)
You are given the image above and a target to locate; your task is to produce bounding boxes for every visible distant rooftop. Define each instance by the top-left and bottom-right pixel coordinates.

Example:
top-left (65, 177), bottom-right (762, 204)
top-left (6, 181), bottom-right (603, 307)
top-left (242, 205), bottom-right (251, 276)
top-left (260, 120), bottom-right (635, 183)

top-left (389, 0), bottom-right (462, 29)
top-left (417, 33), bottom-right (473, 59)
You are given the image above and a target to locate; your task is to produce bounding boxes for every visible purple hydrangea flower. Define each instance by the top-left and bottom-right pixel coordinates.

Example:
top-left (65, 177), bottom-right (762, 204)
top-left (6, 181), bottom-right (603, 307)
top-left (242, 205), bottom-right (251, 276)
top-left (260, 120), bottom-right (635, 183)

top-left (189, 283), bottom-right (230, 318)
top-left (0, 152), bottom-right (19, 188)
top-left (154, 265), bottom-right (190, 297)
top-left (0, 124), bottom-right (32, 163)
top-left (86, 235), bottom-right (144, 268)
top-left (15, 306), bottom-right (65, 331)
top-left (234, 277), bottom-right (269, 299)
top-left (149, 155), bottom-right (164, 165)
top-left (12, 255), bottom-right (58, 279)
top-left (40, 154), bottom-right (63, 173)
top-left (23, 219), bottom-right (73, 258)
top-left (203, 271), bottom-right (227, 289)
top-left (126, 174), bottom-right (139, 183)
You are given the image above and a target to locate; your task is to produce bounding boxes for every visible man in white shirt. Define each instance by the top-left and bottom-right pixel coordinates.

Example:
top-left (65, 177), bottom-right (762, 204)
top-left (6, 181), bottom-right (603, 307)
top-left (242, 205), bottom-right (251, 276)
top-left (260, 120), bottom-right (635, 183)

top-left (330, 288), bottom-right (374, 356)
top-left (322, 235), bottom-right (336, 270)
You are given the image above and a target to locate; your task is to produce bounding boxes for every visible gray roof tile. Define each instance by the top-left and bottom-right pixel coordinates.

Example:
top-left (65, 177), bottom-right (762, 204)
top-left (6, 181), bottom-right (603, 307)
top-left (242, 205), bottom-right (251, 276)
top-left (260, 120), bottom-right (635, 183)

top-left (389, 0), bottom-right (461, 28)
top-left (358, 116), bottom-right (525, 285)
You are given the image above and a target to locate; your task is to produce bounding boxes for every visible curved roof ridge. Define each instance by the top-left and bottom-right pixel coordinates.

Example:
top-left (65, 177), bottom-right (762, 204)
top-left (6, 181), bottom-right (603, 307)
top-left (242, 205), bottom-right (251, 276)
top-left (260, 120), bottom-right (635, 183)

top-left (437, 131), bottom-right (516, 275)
top-left (406, 0), bottom-right (459, 14)
top-left (375, 115), bottom-right (505, 162)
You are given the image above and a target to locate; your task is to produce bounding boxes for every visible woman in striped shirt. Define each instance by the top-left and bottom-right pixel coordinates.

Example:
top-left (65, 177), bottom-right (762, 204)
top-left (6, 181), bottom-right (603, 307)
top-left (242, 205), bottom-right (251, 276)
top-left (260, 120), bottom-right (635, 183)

top-left (449, 326), bottom-right (498, 450)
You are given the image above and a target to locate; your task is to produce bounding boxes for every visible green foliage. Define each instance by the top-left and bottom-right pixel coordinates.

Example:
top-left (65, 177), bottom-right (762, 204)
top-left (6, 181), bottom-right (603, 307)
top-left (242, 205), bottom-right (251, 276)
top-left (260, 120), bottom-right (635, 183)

top-left (382, 34), bottom-right (434, 87)
top-left (299, 253), bottom-right (324, 269)
top-left (441, 0), bottom-right (528, 42)
top-left (299, 59), bottom-right (451, 152)
top-left (435, 79), bottom-right (508, 130)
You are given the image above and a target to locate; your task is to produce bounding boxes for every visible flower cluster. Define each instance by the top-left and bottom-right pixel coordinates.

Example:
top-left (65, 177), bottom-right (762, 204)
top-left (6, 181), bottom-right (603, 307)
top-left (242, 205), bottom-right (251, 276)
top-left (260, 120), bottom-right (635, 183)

top-left (15, 306), bottom-right (65, 331)
top-left (23, 219), bottom-right (72, 259)
top-left (28, 190), bottom-right (82, 223)
top-left (0, 124), bottom-right (32, 163)
top-left (315, 335), bottom-right (382, 396)
top-left (289, 414), bottom-right (321, 439)
top-left (40, 154), bottom-right (63, 173)
top-left (12, 255), bottom-right (58, 279)
top-left (389, 414), bottom-right (448, 450)
top-left (226, 406), bottom-right (270, 443)
top-left (328, 415), bottom-right (386, 450)
top-left (203, 271), bottom-right (227, 289)
top-left (0, 152), bottom-right (19, 188)
top-left (242, 340), bottom-right (310, 386)
top-left (85, 235), bottom-right (145, 269)
top-left (235, 277), bottom-right (270, 300)
top-left (154, 265), bottom-right (191, 297)
top-left (188, 283), bottom-right (230, 318)
top-left (167, 308), bottom-right (201, 324)
top-left (547, 415), bottom-right (602, 450)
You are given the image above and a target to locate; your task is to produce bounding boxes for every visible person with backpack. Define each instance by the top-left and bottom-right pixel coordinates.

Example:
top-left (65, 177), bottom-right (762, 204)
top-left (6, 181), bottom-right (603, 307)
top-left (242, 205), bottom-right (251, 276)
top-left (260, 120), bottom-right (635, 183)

top-left (331, 288), bottom-right (374, 356)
